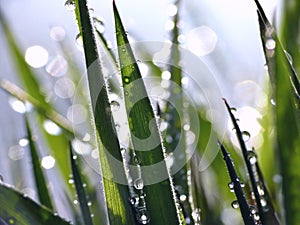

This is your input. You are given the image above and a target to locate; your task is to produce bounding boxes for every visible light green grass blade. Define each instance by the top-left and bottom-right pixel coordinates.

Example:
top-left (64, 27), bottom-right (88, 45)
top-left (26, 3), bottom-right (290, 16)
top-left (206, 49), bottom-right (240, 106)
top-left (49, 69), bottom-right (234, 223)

top-left (70, 146), bottom-right (94, 225)
top-left (113, 2), bottom-right (180, 224)
top-left (0, 183), bottom-right (70, 225)
top-left (74, 0), bottom-right (134, 224)
top-left (25, 117), bottom-right (54, 210)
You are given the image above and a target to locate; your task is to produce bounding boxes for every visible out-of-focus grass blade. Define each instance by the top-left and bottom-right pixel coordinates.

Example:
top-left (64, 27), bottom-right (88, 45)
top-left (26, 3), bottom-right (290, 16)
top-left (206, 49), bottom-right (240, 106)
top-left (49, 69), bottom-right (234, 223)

top-left (0, 183), bottom-right (70, 225)
top-left (273, 37), bottom-right (300, 224)
top-left (218, 141), bottom-right (256, 225)
top-left (25, 117), bottom-right (53, 210)
top-left (113, 2), bottom-right (180, 224)
top-left (70, 145), bottom-right (94, 225)
top-left (223, 99), bottom-right (281, 224)
top-left (0, 79), bottom-right (73, 135)
top-left (279, 0), bottom-right (300, 75)
top-left (74, 0), bottom-right (134, 224)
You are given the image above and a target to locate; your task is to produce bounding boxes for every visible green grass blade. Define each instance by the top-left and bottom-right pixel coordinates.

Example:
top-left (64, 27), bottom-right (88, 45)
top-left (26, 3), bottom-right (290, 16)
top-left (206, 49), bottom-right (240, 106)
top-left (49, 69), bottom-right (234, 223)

top-left (74, 0), bottom-right (134, 224)
top-left (273, 38), bottom-right (300, 225)
top-left (223, 99), bottom-right (280, 224)
top-left (113, 2), bottom-right (180, 224)
top-left (0, 183), bottom-right (70, 225)
top-left (25, 117), bottom-right (54, 210)
top-left (218, 141), bottom-right (256, 225)
top-left (70, 145), bottom-right (94, 225)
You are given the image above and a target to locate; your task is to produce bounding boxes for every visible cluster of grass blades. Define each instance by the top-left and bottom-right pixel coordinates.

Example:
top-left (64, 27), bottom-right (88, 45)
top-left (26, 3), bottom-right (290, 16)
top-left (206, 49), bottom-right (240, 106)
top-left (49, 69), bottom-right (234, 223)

top-left (0, 0), bottom-right (300, 224)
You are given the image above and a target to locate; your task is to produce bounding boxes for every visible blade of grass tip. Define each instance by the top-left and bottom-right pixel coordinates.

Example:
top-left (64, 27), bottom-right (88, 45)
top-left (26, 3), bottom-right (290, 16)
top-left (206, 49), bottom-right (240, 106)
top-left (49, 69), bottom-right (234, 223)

top-left (25, 116), bottom-right (54, 210)
top-left (70, 145), bottom-right (94, 225)
top-left (254, 1), bottom-right (300, 101)
top-left (222, 99), bottom-right (265, 220)
top-left (273, 32), bottom-right (300, 225)
top-left (218, 141), bottom-right (256, 225)
top-left (0, 183), bottom-right (71, 225)
top-left (74, 0), bottom-right (134, 224)
top-left (113, 2), bottom-right (180, 224)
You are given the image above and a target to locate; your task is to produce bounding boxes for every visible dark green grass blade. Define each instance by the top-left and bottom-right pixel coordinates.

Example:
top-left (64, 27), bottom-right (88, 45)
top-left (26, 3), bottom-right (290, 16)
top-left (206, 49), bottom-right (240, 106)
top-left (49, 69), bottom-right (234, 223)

top-left (113, 2), bottom-right (180, 224)
top-left (223, 99), bottom-right (281, 224)
top-left (74, 0), bottom-right (134, 224)
top-left (70, 146), bottom-right (94, 225)
top-left (25, 117), bottom-right (53, 210)
top-left (218, 141), bottom-right (256, 225)
top-left (0, 183), bottom-right (70, 225)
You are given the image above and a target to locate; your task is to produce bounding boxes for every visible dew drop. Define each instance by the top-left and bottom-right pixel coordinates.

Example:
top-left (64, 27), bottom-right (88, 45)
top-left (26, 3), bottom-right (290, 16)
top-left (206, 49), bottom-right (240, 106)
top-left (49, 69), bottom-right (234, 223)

top-left (265, 38), bottom-right (276, 50)
top-left (247, 151), bottom-right (257, 165)
top-left (253, 213), bottom-right (260, 221)
top-left (129, 195), bottom-right (139, 207)
top-left (65, 0), bottom-right (76, 10)
top-left (136, 210), bottom-right (150, 224)
top-left (25, 45), bottom-right (48, 68)
top-left (249, 205), bottom-right (257, 214)
top-left (90, 214), bottom-right (94, 218)
top-left (72, 155), bottom-right (78, 160)
top-left (260, 198), bottom-right (267, 207)
top-left (228, 182), bottom-right (234, 192)
top-left (133, 155), bottom-right (141, 165)
top-left (231, 200), bottom-right (239, 209)
top-left (240, 182), bottom-right (245, 188)
top-left (87, 201), bottom-right (92, 206)
top-left (257, 183), bottom-right (265, 196)
top-left (73, 199), bottom-right (78, 205)
top-left (179, 194), bottom-right (187, 202)
top-left (124, 76), bottom-right (130, 84)
top-left (110, 100), bottom-right (120, 112)
top-left (242, 131), bottom-right (251, 142)
top-left (8, 217), bottom-right (16, 224)
top-left (134, 178), bottom-right (144, 190)
top-left (82, 183), bottom-right (87, 188)
top-left (120, 147), bottom-right (126, 154)
top-left (122, 48), bottom-right (126, 52)
top-left (270, 98), bottom-right (276, 106)
top-left (50, 26), bottom-right (66, 41)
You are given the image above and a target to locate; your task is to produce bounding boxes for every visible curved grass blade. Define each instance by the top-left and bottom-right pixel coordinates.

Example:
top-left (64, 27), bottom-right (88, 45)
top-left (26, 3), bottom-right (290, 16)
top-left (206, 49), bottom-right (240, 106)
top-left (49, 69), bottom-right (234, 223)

top-left (25, 117), bottom-right (53, 210)
top-left (70, 145), bottom-right (94, 225)
top-left (74, 0), bottom-right (134, 224)
top-left (113, 2), bottom-right (180, 224)
top-left (0, 183), bottom-right (70, 225)
top-left (218, 141), bottom-right (256, 225)
top-left (223, 99), bottom-right (281, 224)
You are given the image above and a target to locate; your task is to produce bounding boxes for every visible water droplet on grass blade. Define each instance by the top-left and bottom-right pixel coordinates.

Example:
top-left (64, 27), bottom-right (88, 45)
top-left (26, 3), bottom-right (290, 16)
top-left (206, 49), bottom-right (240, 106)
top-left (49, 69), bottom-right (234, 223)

top-left (65, 0), bottom-right (75, 10)
top-left (247, 151), bottom-right (257, 165)
top-left (228, 182), bottom-right (234, 192)
top-left (93, 16), bottom-right (105, 33)
top-left (123, 76), bottom-right (130, 84)
top-left (136, 210), bottom-right (150, 224)
top-left (110, 100), bottom-right (120, 112)
top-left (231, 200), bottom-right (239, 209)
top-left (134, 178), bottom-right (144, 190)
top-left (75, 33), bottom-right (83, 50)
top-left (41, 155), bottom-right (56, 169)
top-left (265, 38), bottom-right (276, 50)
top-left (8, 98), bottom-right (26, 114)
top-left (25, 45), bottom-right (48, 68)
top-left (43, 120), bottom-right (62, 135)
top-left (242, 131), bottom-right (251, 141)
